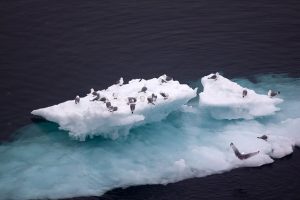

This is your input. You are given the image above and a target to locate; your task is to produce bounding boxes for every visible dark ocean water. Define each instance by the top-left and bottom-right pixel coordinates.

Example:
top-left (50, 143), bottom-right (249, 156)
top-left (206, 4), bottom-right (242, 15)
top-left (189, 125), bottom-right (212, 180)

top-left (1, 1), bottom-right (300, 199)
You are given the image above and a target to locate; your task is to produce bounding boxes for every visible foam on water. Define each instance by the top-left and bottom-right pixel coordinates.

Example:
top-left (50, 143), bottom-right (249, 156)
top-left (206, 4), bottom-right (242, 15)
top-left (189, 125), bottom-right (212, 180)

top-left (0, 74), bottom-right (300, 200)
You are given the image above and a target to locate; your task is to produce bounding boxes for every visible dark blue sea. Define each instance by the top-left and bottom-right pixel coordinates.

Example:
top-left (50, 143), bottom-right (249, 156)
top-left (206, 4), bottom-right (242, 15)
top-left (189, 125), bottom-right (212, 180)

top-left (1, 1), bottom-right (300, 199)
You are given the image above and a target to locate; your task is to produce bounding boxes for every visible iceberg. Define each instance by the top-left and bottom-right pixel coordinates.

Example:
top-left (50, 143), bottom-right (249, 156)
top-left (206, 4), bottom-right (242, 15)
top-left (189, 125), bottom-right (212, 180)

top-left (31, 75), bottom-right (197, 140)
top-left (1, 74), bottom-right (300, 200)
top-left (199, 73), bottom-right (283, 120)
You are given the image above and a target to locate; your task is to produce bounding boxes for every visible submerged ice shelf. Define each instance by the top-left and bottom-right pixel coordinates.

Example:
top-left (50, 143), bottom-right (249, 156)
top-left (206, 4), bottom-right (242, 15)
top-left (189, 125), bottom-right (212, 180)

top-left (1, 74), bottom-right (300, 200)
top-left (199, 73), bottom-right (283, 119)
top-left (31, 75), bottom-right (197, 140)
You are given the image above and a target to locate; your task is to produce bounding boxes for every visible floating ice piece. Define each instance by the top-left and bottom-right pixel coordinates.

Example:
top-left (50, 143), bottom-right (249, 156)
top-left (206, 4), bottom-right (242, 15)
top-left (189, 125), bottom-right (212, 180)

top-left (199, 74), bottom-right (283, 119)
top-left (32, 75), bottom-right (197, 140)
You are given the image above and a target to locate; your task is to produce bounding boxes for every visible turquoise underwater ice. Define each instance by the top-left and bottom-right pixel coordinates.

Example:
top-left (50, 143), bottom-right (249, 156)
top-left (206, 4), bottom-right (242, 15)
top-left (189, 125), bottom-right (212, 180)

top-left (0, 74), bottom-right (300, 200)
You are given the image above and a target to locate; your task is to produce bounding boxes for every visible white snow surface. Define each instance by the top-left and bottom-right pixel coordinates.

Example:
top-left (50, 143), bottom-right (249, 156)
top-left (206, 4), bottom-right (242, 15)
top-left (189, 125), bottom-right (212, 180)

top-left (31, 75), bottom-right (197, 140)
top-left (199, 74), bottom-right (283, 119)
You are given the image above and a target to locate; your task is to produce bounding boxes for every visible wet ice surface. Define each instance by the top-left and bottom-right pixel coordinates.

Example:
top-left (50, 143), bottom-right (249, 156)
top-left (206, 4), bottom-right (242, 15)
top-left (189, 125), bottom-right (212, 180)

top-left (0, 74), bottom-right (300, 200)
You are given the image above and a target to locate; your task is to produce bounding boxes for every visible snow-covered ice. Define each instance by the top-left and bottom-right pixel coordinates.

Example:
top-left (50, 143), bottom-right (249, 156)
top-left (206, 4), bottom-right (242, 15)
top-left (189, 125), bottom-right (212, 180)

top-left (1, 74), bottom-right (300, 200)
top-left (31, 75), bottom-right (197, 140)
top-left (199, 73), bottom-right (283, 119)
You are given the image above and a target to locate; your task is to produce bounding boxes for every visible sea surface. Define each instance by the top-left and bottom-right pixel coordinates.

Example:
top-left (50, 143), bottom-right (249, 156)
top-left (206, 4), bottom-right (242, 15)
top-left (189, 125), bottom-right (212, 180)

top-left (1, 1), bottom-right (300, 200)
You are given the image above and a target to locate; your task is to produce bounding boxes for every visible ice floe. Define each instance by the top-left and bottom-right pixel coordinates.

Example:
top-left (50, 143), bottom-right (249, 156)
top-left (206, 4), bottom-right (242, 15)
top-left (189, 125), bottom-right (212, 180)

top-left (32, 75), bottom-right (197, 140)
top-left (199, 73), bottom-right (283, 119)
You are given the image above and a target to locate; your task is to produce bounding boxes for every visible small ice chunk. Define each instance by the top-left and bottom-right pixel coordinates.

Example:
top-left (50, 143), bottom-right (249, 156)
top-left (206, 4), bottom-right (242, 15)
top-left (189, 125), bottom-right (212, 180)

top-left (199, 74), bottom-right (283, 119)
